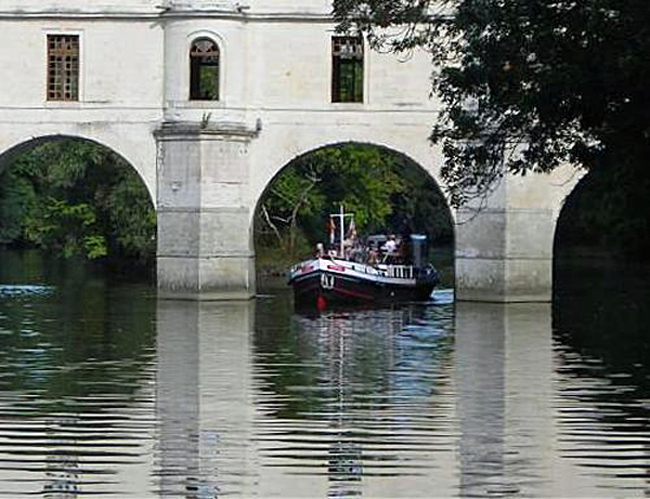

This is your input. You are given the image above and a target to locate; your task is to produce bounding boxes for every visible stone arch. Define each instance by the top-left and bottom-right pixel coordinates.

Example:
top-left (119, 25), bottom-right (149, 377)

top-left (254, 140), bottom-right (453, 220)
top-left (251, 137), bottom-right (454, 225)
top-left (251, 140), bottom-right (456, 281)
top-left (0, 134), bottom-right (156, 207)
top-left (552, 170), bottom-right (588, 255)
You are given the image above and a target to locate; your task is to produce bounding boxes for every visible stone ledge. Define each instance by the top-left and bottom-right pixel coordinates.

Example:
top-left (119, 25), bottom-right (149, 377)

top-left (155, 121), bottom-right (259, 141)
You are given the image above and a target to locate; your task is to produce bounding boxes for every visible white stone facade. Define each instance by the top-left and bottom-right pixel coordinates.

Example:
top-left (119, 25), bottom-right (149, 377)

top-left (0, 0), bottom-right (577, 300)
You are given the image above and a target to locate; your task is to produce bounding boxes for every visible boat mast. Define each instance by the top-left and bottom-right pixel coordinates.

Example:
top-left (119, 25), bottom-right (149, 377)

top-left (330, 204), bottom-right (354, 257)
top-left (339, 205), bottom-right (345, 257)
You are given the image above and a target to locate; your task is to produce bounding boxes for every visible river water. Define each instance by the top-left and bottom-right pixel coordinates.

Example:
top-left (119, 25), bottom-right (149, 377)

top-left (0, 250), bottom-right (648, 497)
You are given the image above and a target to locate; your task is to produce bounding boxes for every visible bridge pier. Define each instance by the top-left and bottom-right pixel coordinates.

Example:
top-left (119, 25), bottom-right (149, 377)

top-left (155, 127), bottom-right (558, 303)
top-left (155, 123), bottom-right (257, 300)
top-left (455, 177), bottom-right (556, 302)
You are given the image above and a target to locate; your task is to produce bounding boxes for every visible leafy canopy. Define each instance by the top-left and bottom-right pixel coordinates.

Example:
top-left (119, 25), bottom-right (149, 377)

top-left (257, 143), bottom-right (454, 259)
top-left (333, 0), bottom-right (650, 207)
top-left (259, 144), bottom-right (407, 251)
top-left (0, 139), bottom-right (156, 262)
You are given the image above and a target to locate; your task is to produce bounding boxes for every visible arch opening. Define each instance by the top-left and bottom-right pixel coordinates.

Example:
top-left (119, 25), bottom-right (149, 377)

top-left (0, 136), bottom-right (156, 270)
top-left (554, 161), bottom-right (650, 279)
top-left (552, 158), bottom-right (650, 392)
top-left (253, 142), bottom-right (455, 290)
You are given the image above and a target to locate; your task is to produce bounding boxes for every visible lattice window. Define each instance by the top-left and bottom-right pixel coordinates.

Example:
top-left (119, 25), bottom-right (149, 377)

top-left (332, 36), bottom-right (364, 103)
top-left (190, 38), bottom-right (220, 101)
top-left (47, 35), bottom-right (79, 101)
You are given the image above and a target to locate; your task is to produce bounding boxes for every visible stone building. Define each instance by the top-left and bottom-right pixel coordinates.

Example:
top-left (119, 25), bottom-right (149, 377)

top-left (0, 0), bottom-right (576, 301)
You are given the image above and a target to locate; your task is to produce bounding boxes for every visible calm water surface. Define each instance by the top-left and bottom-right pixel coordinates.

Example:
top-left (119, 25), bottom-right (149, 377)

top-left (0, 250), bottom-right (648, 497)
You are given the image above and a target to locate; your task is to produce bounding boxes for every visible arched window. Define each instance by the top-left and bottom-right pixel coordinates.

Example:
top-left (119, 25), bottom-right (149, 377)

top-left (190, 38), bottom-right (220, 101)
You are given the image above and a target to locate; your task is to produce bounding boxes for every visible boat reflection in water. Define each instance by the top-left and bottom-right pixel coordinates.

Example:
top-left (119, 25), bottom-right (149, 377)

top-left (1, 260), bottom-right (648, 497)
top-left (155, 295), bottom-right (457, 497)
top-left (155, 293), bottom-right (650, 497)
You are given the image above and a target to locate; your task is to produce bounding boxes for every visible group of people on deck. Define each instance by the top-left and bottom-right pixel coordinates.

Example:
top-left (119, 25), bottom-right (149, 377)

top-left (315, 233), bottom-right (405, 264)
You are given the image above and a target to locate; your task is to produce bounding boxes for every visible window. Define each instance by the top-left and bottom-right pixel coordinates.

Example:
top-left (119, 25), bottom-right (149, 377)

top-left (47, 35), bottom-right (79, 101)
top-left (332, 36), bottom-right (364, 103)
top-left (190, 38), bottom-right (220, 101)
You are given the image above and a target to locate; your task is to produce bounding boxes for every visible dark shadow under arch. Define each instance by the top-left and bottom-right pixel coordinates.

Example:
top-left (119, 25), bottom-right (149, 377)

top-left (552, 167), bottom-right (650, 399)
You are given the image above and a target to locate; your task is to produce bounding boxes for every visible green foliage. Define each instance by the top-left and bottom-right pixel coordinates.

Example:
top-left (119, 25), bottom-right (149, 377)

top-left (258, 144), bottom-right (406, 254)
top-left (0, 169), bottom-right (36, 244)
top-left (24, 198), bottom-right (103, 259)
top-left (333, 0), bottom-right (650, 207)
top-left (0, 139), bottom-right (155, 262)
top-left (389, 159), bottom-right (454, 244)
top-left (256, 143), bottom-right (453, 258)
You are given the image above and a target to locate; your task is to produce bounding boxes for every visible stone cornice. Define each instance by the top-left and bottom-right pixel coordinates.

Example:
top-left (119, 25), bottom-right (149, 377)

top-left (155, 120), bottom-right (260, 141)
top-left (0, 9), bottom-right (333, 23)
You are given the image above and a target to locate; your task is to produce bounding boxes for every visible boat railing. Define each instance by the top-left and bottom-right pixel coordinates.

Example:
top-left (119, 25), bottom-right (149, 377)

top-left (291, 257), bottom-right (417, 280)
top-left (353, 263), bottom-right (415, 279)
top-left (382, 264), bottom-right (414, 279)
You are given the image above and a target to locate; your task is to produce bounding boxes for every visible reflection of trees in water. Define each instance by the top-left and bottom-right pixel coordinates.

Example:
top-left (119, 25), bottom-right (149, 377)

top-left (0, 255), bottom-right (155, 404)
top-left (553, 260), bottom-right (650, 487)
top-left (0, 252), bottom-right (156, 495)
top-left (254, 301), bottom-right (455, 492)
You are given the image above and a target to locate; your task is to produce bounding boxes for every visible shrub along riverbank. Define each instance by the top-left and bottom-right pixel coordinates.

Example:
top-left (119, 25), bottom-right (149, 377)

top-left (0, 140), bottom-right (155, 266)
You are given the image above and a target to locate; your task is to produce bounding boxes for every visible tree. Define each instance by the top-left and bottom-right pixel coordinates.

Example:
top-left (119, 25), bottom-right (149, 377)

top-left (333, 0), bottom-right (650, 207)
top-left (0, 139), bottom-right (156, 263)
top-left (256, 143), bottom-right (455, 265)
top-left (257, 144), bottom-right (407, 255)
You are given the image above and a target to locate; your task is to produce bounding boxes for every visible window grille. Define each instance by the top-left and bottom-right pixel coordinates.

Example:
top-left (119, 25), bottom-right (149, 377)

top-left (332, 36), bottom-right (364, 103)
top-left (47, 35), bottom-right (79, 101)
top-left (190, 38), bottom-right (220, 101)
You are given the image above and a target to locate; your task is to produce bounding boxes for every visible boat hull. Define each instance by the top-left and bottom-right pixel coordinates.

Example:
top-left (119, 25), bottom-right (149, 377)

top-left (288, 259), bottom-right (437, 309)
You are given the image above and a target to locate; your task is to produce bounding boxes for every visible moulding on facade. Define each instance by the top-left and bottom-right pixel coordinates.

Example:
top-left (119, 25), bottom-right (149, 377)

top-left (155, 120), bottom-right (260, 141)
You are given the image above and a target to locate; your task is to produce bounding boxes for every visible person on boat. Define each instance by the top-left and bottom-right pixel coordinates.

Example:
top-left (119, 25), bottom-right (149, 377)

top-left (382, 234), bottom-right (397, 254)
top-left (315, 242), bottom-right (325, 258)
top-left (381, 234), bottom-right (398, 263)
top-left (367, 247), bottom-right (379, 264)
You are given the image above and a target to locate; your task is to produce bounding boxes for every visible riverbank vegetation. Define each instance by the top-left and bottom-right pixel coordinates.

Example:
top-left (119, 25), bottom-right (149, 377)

top-left (254, 144), bottom-right (454, 272)
top-left (0, 139), bottom-right (156, 266)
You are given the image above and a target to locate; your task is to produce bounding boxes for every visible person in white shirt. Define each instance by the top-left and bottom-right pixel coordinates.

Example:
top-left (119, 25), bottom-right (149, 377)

top-left (382, 235), bottom-right (397, 254)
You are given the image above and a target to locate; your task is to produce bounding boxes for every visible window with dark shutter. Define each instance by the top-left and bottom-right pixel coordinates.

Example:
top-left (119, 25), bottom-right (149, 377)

top-left (332, 36), bottom-right (364, 103)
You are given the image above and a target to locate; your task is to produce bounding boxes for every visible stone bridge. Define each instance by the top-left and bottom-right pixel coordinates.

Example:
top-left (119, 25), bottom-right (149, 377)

top-left (0, 0), bottom-right (577, 301)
